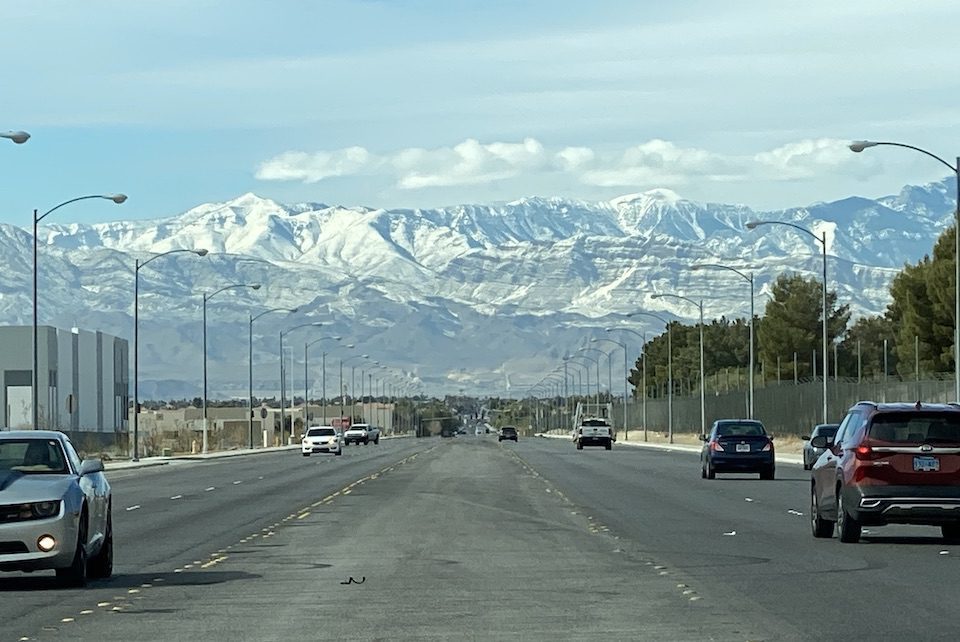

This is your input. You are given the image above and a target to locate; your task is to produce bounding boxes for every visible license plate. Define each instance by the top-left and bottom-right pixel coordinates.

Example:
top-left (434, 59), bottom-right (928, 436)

top-left (914, 456), bottom-right (940, 472)
top-left (736, 443), bottom-right (751, 453)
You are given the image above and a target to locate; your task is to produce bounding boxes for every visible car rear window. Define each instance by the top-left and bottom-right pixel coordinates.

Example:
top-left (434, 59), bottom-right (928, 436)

top-left (716, 423), bottom-right (766, 437)
top-left (813, 425), bottom-right (838, 438)
top-left (868, 413), bottom-right (960, 444)
top-left (502, 427), bottom-right (517, 432)
top-left (307, 428), bottom-right (336, 437)
top-left (582, 419), bottom-right (610, 427)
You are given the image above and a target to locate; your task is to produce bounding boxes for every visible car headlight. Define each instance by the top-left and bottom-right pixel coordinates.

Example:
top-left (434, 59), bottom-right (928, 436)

top-left (30, 501), bottom-right (61, 519)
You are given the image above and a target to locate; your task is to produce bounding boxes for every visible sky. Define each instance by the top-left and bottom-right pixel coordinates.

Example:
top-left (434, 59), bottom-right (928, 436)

top-left (2, 0), bottom-right (959, 225)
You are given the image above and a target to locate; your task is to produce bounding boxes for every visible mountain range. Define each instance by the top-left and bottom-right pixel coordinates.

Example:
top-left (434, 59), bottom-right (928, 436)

top-left (1, 178), bottom-right (952, 398)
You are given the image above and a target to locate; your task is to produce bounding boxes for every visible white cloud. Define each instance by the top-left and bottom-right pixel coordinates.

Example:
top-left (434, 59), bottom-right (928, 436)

top-left (256, 136), bottom-right (882, 191)
top-left (753, 138), bottom-right (879, 181)
top-left (255, 147), bottom-right (376, 183)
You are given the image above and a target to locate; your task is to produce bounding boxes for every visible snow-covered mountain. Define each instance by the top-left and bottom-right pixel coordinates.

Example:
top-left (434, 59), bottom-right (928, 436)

top-left (2, 179), bottom-right (952, 397)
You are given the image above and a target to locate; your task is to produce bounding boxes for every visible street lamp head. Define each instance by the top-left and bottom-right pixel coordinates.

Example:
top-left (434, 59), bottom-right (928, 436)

top-left (333, 336), bottom-right (342, 340)
top-left (195, 249), bottom-right (209, 257)
top-left (745, 221), bottom-right (760, 230)
top-left (250, 284), bottom-right (261, 290)
top-left (345, 344), bottom-right (355, 349)
top-left (849, 140), bottom-right (878, 153)
top-left (109, 193), bottom-right (128, 204)
top-left (361, 354), bottom-right (369, 358)
top-left (2, 130), bottom-right (30, 144)
top-left (650, 294), bottom-right (664, 300)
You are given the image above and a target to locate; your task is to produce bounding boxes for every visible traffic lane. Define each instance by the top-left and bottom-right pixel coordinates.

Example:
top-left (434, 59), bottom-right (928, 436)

top-left (514, 438), bottom-right (960, 641)
top-left (35, 437), bottom-right (777, 642)
top-left (2, 438), bottom-right (428, 639)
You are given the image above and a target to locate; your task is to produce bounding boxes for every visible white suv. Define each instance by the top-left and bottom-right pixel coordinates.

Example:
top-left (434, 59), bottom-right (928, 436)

top-left (301, 426), bottom-right (343, 456)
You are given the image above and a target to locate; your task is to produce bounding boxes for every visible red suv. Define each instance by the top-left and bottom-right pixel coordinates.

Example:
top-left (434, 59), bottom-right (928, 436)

top-left (810, 401), bottom-right (960, 543)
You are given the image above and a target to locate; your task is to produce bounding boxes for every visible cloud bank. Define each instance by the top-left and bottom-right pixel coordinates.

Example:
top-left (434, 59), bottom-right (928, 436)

top-left (256, 137), bottom-right (880, 191)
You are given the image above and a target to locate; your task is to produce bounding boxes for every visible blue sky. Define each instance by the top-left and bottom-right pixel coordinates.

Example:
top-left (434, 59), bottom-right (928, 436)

top-left (2, 0), bottom-right (959, 224)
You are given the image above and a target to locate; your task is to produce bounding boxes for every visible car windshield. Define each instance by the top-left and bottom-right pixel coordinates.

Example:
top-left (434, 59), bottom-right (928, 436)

top-left (307, 428), bottom-right (336, 437)
top-left (0, 439), bottom-right (69, 474)
top-left (868, 413), bottom-right (960, 443)
top-left (716, 423), bottom-right (765, 437)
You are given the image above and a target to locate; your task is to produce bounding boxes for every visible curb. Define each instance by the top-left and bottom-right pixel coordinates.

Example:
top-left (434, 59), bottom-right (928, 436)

top-left (104, 433), bottom-right (415, 471)
top-left (536, 432), bottom-right (805, 466)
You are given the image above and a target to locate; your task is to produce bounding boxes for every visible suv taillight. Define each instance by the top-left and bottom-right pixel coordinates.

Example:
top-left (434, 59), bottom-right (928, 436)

top-left (761, 439), bottom-right (773, 452)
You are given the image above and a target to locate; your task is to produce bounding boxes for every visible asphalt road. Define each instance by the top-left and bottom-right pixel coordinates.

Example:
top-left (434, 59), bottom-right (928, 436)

top-left (5, 436), bottom-right (959, 641)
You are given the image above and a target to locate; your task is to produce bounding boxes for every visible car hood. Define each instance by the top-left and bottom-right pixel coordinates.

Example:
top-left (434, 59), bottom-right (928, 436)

top-left (0, 471), bottom-right (75, 503)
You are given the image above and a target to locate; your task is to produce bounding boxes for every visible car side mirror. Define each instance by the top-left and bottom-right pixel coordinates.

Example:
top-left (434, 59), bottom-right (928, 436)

top-left (810, 435), bottom-right (832, 449)
top-left (79, 459), bottom-right (104, 476)
top-left (699, 434), bottom-right (708, 442)
top-left (769, 435), bottom-right (775, 441)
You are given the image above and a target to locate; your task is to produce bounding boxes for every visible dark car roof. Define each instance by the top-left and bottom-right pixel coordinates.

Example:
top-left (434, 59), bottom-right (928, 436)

top-left (851, 402), bottom-right (960, 413)
top-left (714, 419), bottom-right (764, 425)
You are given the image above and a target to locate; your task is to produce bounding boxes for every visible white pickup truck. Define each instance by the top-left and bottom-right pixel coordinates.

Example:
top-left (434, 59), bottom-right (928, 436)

top-left (574, 417), bottom-right (613, 450)
top-left (343, 423), bottom-right (380, 446)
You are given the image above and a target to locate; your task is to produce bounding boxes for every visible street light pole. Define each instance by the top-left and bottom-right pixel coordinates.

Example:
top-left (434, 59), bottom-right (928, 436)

top-left (33, 194), bottom-right (127, 430)
top-left (850, 140), bottom-right (960, 402)
top-left (248, 307), bottom-right (298, 449)
top-left (627, 312), bottom-right (673, 443)
top-left (305, 336), bottom-right (340, 429)
top-left (692, 264), bottom-right (755, 417)
top-left (652, 294), bottom-right (705, 438)
top-left (279, 322), bottom-right (324, 443)
top-left (202, 283), bottom-right (260, 453)
top-left (133, 247), bottom-right (208, 461)
top-left (747, 220), bottom-right (829, 422)
top-left (593, 337), bottom-right (628, 439)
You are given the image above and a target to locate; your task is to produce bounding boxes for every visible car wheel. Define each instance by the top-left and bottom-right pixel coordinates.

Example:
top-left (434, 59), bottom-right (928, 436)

top-left (941, 524), bottom-right (960, 541)
top-left (88, 509), bottom-right (113, 579)
top-left (335, 449), bottom-right (343, 456)
top-left (604, 441), bottom-right (612, 450)
top-left (810, 485), bottom-right (834, 539)
top-left (57, 510), bottom-right (88, 587)
top-left (706, 459), bottom-right (716, 480)
top-left (700, 463), bottom-right (706, 479)
top-left (374, 438), bottom-right (380, 444)
top-left (803, 461), bottom-right (812, 471)
top-left (576, 441), bottom-right (583, 450)
top-left (760, 466), bottom-right (775, 480)
top-left (837, 490), bottom-right (862, 543)
top-left (302, 452), bottom-right (310, 457)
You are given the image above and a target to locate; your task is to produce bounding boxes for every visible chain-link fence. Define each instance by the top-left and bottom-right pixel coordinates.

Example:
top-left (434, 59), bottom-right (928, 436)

top-left (613, 376), bottom-right (956, 437)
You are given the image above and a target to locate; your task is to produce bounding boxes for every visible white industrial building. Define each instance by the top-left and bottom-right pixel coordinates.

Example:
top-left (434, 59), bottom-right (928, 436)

top-left (0, 325), bottom-right (129, 446)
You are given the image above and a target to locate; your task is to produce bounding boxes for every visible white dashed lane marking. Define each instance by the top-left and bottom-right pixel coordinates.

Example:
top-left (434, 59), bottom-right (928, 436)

top-left (125, 505), bottom-right (141, 511)
top-left (170, 495), bottom-right (183, 500)
top-left (205, 487), bottom-right (216, 492)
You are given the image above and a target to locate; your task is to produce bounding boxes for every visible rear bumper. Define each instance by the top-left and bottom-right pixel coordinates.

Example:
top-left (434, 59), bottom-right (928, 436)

top-left (579, 436), bottom-right (611, 446)
top-left (844, 485), bottom-right (960, 526)
top-left (709, 452), bottom-right (774, 471)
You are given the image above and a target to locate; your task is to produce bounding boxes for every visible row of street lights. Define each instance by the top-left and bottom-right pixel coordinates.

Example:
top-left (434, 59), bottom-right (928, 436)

top-left (528, 139), bottom-right (958, 440)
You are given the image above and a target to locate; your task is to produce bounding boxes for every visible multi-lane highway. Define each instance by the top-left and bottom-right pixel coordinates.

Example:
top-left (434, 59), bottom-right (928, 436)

top-left (5, 436), bottom-right (959, 641)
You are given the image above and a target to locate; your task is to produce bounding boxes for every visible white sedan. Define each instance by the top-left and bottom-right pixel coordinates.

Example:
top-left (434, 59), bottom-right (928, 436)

top-left (0, 430), bottom-right (112, 586)
top-left (301, 426), bottom-right (343, 456)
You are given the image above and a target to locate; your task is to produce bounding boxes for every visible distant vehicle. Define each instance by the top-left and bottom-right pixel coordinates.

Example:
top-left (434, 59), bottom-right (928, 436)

top-left (0, 431), bottom-right (113, 586)
top-left (301, 426), bottom-right (343, 456)
top-left (344, 423), bottom-right (380, 445)
top-left (498, 426), bottom-right (518, 442)
top-left (803, 423), bottom-right (839, 470)
top-left (811, 402), bottom-right (960, 543)
top-left (574, 417), bottom-right (613, 450)
top-left (700, 419), bottom-right (775, 480)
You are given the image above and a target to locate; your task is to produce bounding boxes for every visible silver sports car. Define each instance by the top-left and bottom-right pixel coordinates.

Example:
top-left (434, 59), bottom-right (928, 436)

top-left (0, 430), bottom-right (112, 586)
